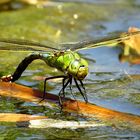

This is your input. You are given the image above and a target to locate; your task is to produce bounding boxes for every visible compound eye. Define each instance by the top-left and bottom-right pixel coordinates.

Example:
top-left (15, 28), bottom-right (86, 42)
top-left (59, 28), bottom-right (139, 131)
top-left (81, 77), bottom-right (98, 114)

top-left (71, 60), bottom-right (79, 70)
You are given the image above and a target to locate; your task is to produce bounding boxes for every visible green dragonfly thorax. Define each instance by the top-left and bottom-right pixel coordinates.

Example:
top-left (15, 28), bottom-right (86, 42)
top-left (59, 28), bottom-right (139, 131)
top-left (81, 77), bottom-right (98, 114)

top-left (41, 50), bottom-right (88, 80)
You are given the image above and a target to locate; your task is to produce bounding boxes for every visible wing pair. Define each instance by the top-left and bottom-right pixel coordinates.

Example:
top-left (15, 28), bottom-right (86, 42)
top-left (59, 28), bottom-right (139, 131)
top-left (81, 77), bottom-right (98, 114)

top-left (0, 31), bottom-right (139, 52)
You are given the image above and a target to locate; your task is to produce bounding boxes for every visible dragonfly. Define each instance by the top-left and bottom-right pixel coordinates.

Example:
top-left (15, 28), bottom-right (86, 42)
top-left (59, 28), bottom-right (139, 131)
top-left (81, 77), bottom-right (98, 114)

top-left (0, 31), bottom-right (140, 108)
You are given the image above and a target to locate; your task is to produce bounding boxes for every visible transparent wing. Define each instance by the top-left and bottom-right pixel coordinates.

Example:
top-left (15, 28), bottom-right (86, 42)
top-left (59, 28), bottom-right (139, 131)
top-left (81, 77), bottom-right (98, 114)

top-left (0, 38), bottom-right (60, 52)
top-left (0, 31), bottom-right (140, 52)
top-left (62, 31), bottom-right (140, 51)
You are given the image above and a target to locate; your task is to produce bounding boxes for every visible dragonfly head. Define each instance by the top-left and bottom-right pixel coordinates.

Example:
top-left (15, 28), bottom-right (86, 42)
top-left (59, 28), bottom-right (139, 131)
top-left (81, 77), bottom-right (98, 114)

top-left (68, 58), bottom-right (88, 80)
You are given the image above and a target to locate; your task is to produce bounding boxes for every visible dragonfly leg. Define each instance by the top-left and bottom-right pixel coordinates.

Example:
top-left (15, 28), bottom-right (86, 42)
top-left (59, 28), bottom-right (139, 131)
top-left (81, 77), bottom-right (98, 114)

top-left (74, 78), bottom-right (88, 103)
top-left (58, 77), bottom-right (71, 108)
top-left (61, 76), bottom-right (68, 98)
top-left (62, 75), bottom-right (74, 98)
top-left (39, 75), bottom-right (67, 102)
top-left (79, 80), bottom-right (88, 103)
top-left (69, 78), bottom-right (80, 110)
top-left (69, 78), bottom-right (77, 101)
top-left (69, 78), bottom-right (73, 95)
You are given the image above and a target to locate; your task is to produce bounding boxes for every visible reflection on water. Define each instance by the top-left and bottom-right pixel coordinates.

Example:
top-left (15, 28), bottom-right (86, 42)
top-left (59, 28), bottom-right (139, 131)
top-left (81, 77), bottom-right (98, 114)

top-left (119, 54), bottom-right (140, 64)
top-left (80, 46), bottom-right (140, 116)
